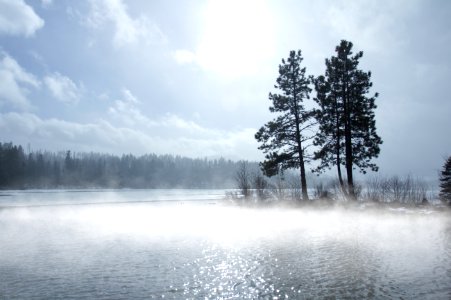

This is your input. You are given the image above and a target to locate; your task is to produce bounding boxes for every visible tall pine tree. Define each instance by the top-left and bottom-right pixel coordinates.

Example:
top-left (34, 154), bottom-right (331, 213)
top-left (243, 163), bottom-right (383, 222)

top-left (313, 60), bottom-right (346, 191)
top-left (255, 50), bottom-right (314, 201)
top-left (314, 40), bottom-right (382, 198)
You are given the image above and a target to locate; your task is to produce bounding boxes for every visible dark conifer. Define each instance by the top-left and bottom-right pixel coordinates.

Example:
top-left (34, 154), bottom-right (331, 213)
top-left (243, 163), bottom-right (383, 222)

top-left (439, 156), bottom-right (451, 205)
top-left (255, 50), bottom-right (314, 201)
top-left (314, 40), bottom-right (382, 199)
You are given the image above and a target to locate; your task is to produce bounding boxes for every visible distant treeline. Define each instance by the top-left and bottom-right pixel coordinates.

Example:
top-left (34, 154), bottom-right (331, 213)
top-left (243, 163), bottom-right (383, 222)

top-left (0, 142), bottom-right (255, 189)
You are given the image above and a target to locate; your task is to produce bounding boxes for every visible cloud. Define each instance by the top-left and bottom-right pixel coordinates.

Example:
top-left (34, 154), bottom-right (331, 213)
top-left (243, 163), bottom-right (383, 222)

top-left (0, 0), bottom-right (44, 37)
top-left (0, 87), bottom-right (260, 159)
top-left (173, 49), bottom-right (197, 65)
top-left (121, 88), bottom-right (139, 104)
top-left (85, 0), bottom-right (166, 47)
top-left (41, 0), bottom-right (52, 8)
top-left (0, 112), bottom-right (148, 153)
top-left (0, 54), bottom-right (82, 109)
top-left (108, 88), bottom-right (149, 127)
top-left (107, 88), bottom-right (221, 138)
top-left (0, 112), bottom-right (261, 160)
top-left (44, 72), bottom-right (83, 104)
top-left (323, 0), bottom-right (420, 54)
top-left (0, 51), bottom-right (40, 110)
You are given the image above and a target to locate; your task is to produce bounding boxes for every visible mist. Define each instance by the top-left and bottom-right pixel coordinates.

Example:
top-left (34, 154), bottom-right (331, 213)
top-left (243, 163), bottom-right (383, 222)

top-left (1, 190), bottom-right (450, 298)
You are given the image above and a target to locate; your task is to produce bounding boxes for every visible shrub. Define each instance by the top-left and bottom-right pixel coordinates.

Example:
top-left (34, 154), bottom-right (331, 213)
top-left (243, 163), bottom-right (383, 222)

top-left (363, 175), bottom-right (428, 204)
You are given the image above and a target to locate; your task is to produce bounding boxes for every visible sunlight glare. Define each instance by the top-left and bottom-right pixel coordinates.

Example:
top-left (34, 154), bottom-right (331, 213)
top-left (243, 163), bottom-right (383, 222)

top-left (65, 205), bottom-right (365, 247)
top-left (197, 0), bottom-right (276, 78)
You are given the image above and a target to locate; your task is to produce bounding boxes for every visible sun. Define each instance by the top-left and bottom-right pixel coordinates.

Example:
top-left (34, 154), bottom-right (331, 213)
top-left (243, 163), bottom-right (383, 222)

top-left (196, 0), bottom-right (276, 78)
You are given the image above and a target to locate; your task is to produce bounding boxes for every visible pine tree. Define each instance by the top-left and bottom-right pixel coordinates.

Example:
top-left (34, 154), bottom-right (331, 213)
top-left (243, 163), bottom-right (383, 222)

top-left (313, 62), bottom-right (346, 192)
top-left (439, 156), bottom-right (451, 205)
top-left (314, 40), bottom-right (382, 199)
top-left (255, 50), bottom-right (314, 201)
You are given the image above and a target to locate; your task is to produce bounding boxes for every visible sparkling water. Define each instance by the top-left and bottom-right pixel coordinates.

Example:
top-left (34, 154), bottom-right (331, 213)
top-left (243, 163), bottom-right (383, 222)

top-left (1, 190), bottom-right (450, 299)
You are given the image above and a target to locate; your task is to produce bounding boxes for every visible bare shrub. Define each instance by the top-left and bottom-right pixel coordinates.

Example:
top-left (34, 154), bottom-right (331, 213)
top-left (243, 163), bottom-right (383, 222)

top-left (269, 172), bottom-right (287, 201)
top-left (313, 182), bottom-right (332, 200)
top-left (235, 161), bottom-right (251, 199)
top-left (363, 175), bottom-right (429, 204)
top-left (253, 173), bottom-right (270, 201)
top-left (286, 173), bottom-right (302, 201)
top-left (364, 177), bottom-right (386, 202)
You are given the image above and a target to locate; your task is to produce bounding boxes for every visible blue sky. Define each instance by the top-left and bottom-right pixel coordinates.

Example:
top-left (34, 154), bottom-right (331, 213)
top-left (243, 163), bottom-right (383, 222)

top-left (0, 0), bottom-right (450, 180)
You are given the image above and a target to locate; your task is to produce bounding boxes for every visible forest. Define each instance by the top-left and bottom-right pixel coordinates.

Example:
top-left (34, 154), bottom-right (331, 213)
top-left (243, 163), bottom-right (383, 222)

top-left (0, 142), bottom-right (254, 189)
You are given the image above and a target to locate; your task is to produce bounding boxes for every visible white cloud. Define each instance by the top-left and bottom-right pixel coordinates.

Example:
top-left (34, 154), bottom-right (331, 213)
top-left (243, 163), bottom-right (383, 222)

top-left (85, 0), bottom-right (166, 47)
top-left (323, 0), bottom-right (420, 55)
top-left (41, 0), bottom-right (52, 8)
top-left (0, 51), bottom-right (40, 110)
top-left (0, 112), bottom-right (149, 153)
top-left (0, 52), bottom-right (39, 86)
top-left (106, 88), bottom-right (262, 157)
top-left (98, 92), bottom-right (110, 101)
top-left (107, 88), bottom-right (220, 138)
top-left (121, 88), bottom-right (139, 104)
top-left (173, 49), bottom-right (197, 64)
top-left (0, 54), bottom-right (83, 109)
top-left (108, 89), bottom-right (149, 127)
top-left (0, 0), bottom-right (44, 37)
top-left (0, 112), bottom-right (261, 160)
top-left (105, 88), bottom-right (267, 159)
top-left (44, 72), bottom-right (83, 105)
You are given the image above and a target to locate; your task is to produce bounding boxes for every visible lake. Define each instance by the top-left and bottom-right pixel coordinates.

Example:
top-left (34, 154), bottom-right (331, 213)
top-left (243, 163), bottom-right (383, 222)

top-left (1, 189), bottom-right (450, 299)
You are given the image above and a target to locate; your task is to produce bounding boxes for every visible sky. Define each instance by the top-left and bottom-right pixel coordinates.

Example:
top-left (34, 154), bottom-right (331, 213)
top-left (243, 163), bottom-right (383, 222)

top-left (0, 0), bottom-right (450, 180)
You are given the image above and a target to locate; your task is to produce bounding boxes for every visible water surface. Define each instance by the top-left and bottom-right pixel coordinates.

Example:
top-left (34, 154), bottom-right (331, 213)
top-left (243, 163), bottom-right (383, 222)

top-left (1, 190), bottom-right (450, 299)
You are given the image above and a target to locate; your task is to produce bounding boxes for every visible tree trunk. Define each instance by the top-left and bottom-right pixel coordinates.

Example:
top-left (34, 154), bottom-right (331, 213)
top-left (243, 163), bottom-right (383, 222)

top-left (334, 94), bottom-right (347, 195)
top-left (299, 148), bottom-right (309, 201)
top-left (336, 146), bottom-right (346, 195)
top-left (293, 74), bottom-right (309, 201)
top-left (295, 119), bottom-right (309, 201)
top-left (344, 122), bottom-right (355, 199)
top-left (343, 58), bottom-right (355, 200)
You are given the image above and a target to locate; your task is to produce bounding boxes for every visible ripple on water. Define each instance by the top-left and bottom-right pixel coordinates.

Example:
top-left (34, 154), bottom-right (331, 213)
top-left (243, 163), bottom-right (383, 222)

top-left (1, 203), bottom-right (451, 299)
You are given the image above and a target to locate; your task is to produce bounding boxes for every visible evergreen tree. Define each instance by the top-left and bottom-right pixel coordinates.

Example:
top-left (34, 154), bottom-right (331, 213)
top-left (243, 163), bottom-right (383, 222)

top-left (314, 40), bottom-right (382, 198)
top-left (255, 50), bottom-right (314, 201)
top-left (313, 64), bottom-right (346, 191)
top-left (439, 156), bottom-right (451, 205)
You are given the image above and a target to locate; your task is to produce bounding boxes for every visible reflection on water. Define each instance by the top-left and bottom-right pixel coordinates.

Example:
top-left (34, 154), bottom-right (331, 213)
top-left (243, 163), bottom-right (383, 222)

top-left (0, 190), bottom-right (450, 299)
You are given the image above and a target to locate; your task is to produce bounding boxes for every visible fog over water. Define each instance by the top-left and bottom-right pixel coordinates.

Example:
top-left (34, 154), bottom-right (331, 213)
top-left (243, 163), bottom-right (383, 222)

top-left (1, 190), bottom-right (450, 299)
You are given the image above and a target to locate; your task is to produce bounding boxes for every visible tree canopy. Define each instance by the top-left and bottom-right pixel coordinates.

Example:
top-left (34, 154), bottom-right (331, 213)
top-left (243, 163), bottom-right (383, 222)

top-left (313, 40), bottom-right (382, 198)
top-left (439, 156), bottom-right (451, 205)
top-left (255, 50), bottom-right (314, 200)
